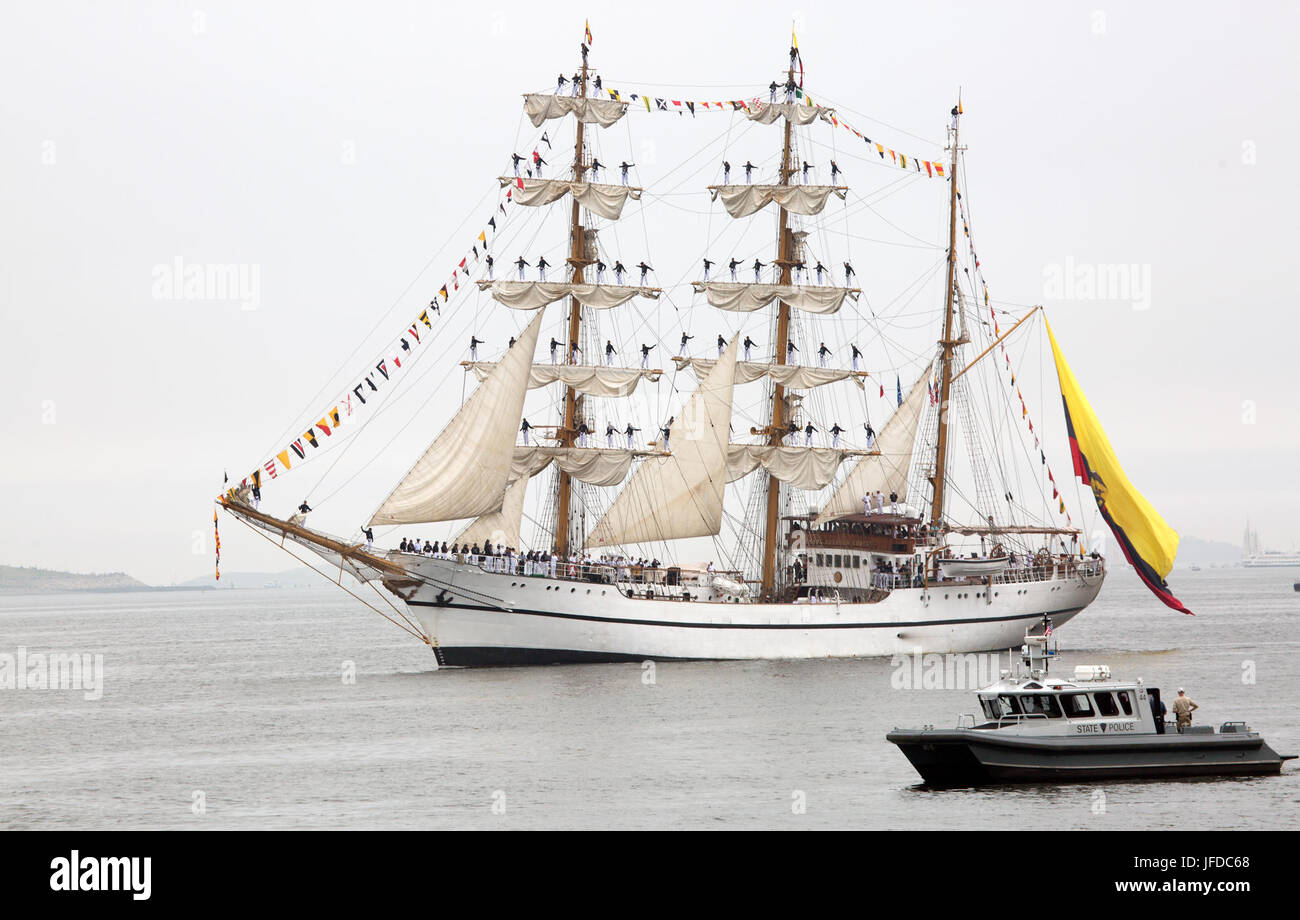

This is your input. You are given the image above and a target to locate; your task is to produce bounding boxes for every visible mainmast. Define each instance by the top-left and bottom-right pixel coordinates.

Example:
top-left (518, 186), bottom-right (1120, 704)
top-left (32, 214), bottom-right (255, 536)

top-left (555, 49), bottom-right (589, 557)
top-left (758, 58), bottom-right (798, 602)
top-left (929, 101), bottom-right (964, 534)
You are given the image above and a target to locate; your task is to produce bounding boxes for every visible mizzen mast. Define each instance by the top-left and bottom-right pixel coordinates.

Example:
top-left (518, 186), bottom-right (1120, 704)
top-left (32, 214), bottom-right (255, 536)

top-left (928, 100), bottom-right (965, 534)
top-left (758, 54), bottom-right (799, 602)
top-left (555, 48), bottom-right (590, 557)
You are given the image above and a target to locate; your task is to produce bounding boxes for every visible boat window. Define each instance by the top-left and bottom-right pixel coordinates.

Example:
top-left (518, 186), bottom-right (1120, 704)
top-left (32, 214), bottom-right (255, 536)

top-left (1116, 690), bottom-right (1133, 715)
top-left (816, 554), bottom-right (823, 567)
top-left (1020, 693), bottom-right (1062, 719)
top-left (834, 554), bottom-right (842, 568)
top-left (979, 698), bottom-right (1000, 721)
top-left (853, 555), bottom-right (860, 569)
top-left (995, 695), bottom-right (1022, 716)
top-left (1061, 693), bottom-right (1094, 718)
top-left (1094, 692), bottom-right (1119, 716)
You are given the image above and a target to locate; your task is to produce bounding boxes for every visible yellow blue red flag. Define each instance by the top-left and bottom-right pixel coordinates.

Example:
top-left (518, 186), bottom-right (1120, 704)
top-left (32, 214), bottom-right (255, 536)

top-left (1046, 320), bottom-right (1191, 614)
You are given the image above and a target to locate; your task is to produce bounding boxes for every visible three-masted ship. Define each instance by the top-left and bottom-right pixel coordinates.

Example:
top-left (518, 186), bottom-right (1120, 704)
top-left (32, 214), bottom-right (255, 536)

top-left (219, 35), bottom-right (1109, 665)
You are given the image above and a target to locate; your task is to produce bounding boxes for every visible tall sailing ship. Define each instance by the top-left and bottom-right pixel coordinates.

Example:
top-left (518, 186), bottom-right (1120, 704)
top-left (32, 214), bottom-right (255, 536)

top-left (216, 32), bottom-right (1143, 666)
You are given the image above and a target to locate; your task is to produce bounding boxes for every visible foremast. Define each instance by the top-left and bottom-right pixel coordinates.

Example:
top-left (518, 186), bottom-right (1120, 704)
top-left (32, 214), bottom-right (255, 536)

top-left (555, 48), bottom-right (590, 558)
top-left (758, 57), bottom-right (799, 602)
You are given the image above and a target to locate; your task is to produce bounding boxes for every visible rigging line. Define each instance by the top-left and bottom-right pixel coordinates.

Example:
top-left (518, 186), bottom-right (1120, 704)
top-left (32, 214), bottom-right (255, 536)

top-left (809, 89), bottom-right (942, 149)
top-left (229, 512), bottom-right (428, 642)
top-left (260, 176), bottom-right (508, 466)
top-left (302, 205), bottom-right (553, 505)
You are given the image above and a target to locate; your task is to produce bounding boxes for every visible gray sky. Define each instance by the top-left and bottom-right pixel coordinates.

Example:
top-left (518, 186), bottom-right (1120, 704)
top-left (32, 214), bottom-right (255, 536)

top-left (3, 1), bottom-right (1298, 584)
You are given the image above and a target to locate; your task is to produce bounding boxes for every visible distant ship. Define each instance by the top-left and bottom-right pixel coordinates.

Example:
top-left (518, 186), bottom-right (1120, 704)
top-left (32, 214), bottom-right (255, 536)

top-left (1241, 522), bottom-right (1300, 568)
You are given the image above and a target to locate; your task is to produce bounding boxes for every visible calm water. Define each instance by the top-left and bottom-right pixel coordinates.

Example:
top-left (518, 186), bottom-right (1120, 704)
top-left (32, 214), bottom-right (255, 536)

top-left (2, 569), bottom-right (1297, 830)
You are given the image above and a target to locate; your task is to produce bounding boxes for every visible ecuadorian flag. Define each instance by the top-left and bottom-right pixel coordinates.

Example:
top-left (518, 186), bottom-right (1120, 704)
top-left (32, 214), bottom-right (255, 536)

top-left (1046, 320), bottom-right (1192, 614)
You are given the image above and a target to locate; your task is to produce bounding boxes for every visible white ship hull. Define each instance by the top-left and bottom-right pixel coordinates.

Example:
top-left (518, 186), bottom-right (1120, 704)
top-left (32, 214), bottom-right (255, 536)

top-left (384, 557), bottom-right (1104, 666)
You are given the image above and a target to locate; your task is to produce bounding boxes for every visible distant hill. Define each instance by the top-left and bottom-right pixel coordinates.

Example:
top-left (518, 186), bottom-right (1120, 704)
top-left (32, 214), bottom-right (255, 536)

top-left (176, 567), bottom-right (339, 590)
top-left (0, 565), bottom-right (151, 595)
top-left (1176, 536), bottom-right (1242, 566)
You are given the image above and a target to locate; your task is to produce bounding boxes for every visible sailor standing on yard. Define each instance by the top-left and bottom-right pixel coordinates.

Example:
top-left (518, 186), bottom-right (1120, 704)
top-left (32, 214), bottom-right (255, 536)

top-left (830, 423), bottom-right (844, 448)
top-left (817, 342), bottom-right (832, 368)
top-left (717, 334), bottom-right (727, 357)
top-left (1172, 689), bottom-right (1199, 733)
top-left (804, 421), bottom-right (818, 446)
top-left (520, 418), bottom-right (532, 445)
top-left (624, 422), bottom-right (640, 449)
top-left (702, 258), bottom-right (714, 281)
top-left (619, 161), bottom-right (634, 185)
top-left (363, 527), bottom-right (374, 550)
top-left (515, 256), bottom-right (530, 280)
top-left (743, 336), bottom-right (757, 361)
top-left (637, 261), bottom-right (653, 285)
top-left (549, 337), bottom-right (561, 365)
top-left (678, 332), bottom-right (694, 356)
top-left (660, 416), bottom-right (674, 451)
top-left (850, 343), bottom-right (862, 371)
top-left (469, 336), bottom-right (484, 361)
top-left (605, 422), bottom-right (616, 448)
top-left (536, 255), bottom-right (550, 282)
top-left (728, 257), bottom-right (741, 281)
top-left (863, 422), bottom-right (876, 449)
top-left (605, 340), bottom-right (617, 366)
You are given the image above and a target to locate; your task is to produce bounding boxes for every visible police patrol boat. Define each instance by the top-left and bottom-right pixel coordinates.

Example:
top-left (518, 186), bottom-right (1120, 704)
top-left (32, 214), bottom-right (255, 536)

top-left (886, 618), bottom-right (1296, 786)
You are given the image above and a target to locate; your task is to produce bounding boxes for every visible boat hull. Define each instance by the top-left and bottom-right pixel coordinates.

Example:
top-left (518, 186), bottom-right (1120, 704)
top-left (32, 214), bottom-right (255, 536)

top-left (388, 557), bottom-right (1104, 666)
top-left (886, 729), bottom-right (1292, 786)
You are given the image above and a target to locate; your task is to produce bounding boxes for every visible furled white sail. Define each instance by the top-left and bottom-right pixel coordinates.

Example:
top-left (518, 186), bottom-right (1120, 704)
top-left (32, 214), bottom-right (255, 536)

top-left (476, 279), bottom-right (659, 311)
top-left (725, 446), bottom-right (847, 490)
top-left (815, 363), bottom-right (934, 522)
top-left (691, 281), bottom-right (857, 315)
top-left (498, 177), bottom-right (641, 220)
top-left (456, 476), bottom-right (529, 551)
top-left (746, 102), bottom-right (833, 126)
top-left (523, 94), bottom-right (628, 128)
top-left (709, 184), bottom-right (847, 219)
top-left (674, 356), bottom-right (863, 390)
top-left (467, 363), bottom-right (662, 398)
top-left (369, 312), bottom-right (544, 526)
top-left (586, 339), bottom-right (739, 547)
top-left (510, 446), bottom-right (644, 487)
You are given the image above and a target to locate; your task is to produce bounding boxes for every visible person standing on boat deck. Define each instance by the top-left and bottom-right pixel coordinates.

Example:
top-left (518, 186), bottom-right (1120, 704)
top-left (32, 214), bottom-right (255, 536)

top-left (520, 418), bottom-right (532, 445)
top-left (861, 494), bottom-right (871, 516)
top-left (536, 255), bottom-right (550, 282)
top-left (619, 161), bottom-right (634, 185)
top-left (679, 332), bottom-right (694, 356)
top-left (485, 254), bottom-right (494, 280)
top-left (874, 490), bottom-right (885, 513)
top-left (605, 422), bottom-right (616, 448)
top-left (639, 342), bottom-right (654, 369)
top-left (399, 538), bottom-right (409, 553)
top-left (850, 343), bottom-right (862, 371)
top-left (889, 491), bottom-right (899, 515)
top-left (744, 160), bottom-right (755, 184)
top-left (605, 340), bottom-right (617, 366)
top-left (469, 336), bottom-right (483, 361)
top-left (717, 334), bottom-right (727, 357)
top-left (1172, 689), bottom-right (1199, 733)
top-left (515, 256), bottom-right (530, 281)
top-left (863, 422), bottom-right (876, 449)
top-left (702, 258), bottom-right (714, 281)
top-left (613, 260), bottom-right (626, 284)
top-left (830, 423), bottom-right (844, 448)
top-left (637, 261), bottom-right (653, 285)
top-left (742, 335), bottom-right (757, 361)
top-left (817, 342), bottom-right (832, 367)
top-left (624, 422), bottom-right (640, 449)
top-left (511, 153), bottom-right (524, 177)
top-left (752, 258), bottom-right (765, 282)
top-left (804, 421), bottom-right (818, 446)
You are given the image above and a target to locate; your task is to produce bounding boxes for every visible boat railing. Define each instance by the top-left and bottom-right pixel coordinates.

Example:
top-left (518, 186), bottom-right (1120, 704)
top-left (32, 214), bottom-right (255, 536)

top-left (956, 712), bottom-right (978, 729)
top-left (995, 712), bottom-right (1050, 728)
